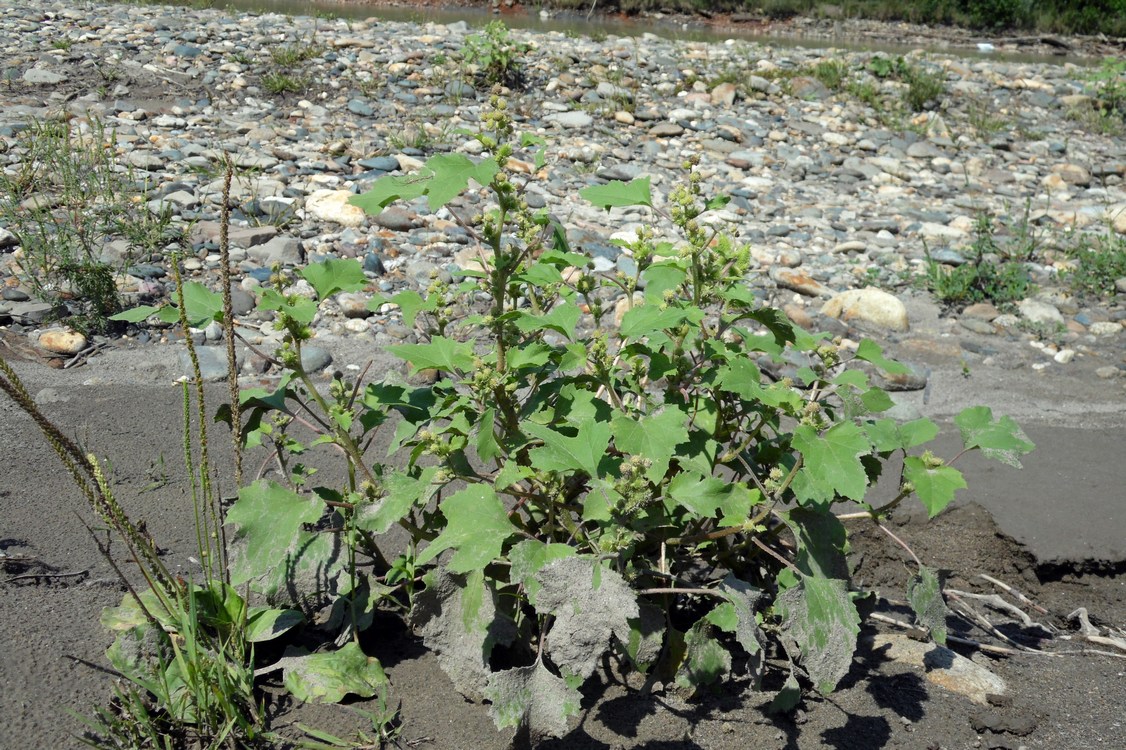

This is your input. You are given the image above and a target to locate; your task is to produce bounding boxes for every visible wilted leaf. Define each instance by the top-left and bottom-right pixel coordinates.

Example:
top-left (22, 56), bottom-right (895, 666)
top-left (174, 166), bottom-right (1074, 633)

top-left (281, 643), bottom-right (388, 704)
top-left (907, 565), bottom-right (948, 645)
top-left (485, 658), bottom-right (581, 741)
top-left (535, 557), bottom-right (639, 679)
top-left (784, 508), bottom-right (850, 580)
top-left (776, 574), bottom-right (860, 694)
top-left (675, 621), bottom-right (731, 693)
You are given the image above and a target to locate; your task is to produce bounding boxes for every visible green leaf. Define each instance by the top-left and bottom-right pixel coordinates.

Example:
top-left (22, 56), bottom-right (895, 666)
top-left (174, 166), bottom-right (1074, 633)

top-left (610, 407), bottom-right (689, 483)
top-left (356, 467), bottom-right (440, 534)
top-left (535, 557), bottom-right (639, 679)
top-left (674, 621), bottom-right (731, 693)
top-left (386, 337), bottom-right (475, 374)
top-left (508, 540), bottom-right (576, 606)
top-left (507, 342), bottom-right (554, 371)
top-left (349, 173), bottom-right (430, 214)
top-left (907, 565), bottom-right (948, 645)
top-left (865, 418), bottom-right (939, 452)
top-left (904, 457), bottom-right (967, 517)
top-left (619, 304), bottom-right (697, 340)
top-left (420, 153), bottom-right (500, 209)
top-left (776, 574), bottom-right (860, 694)
top-left (415, 485), bottom-right (517, 573)
top-left (484, 659), bottom-right (581, 740)
top-left (475, 409), bottom-right (502, 463)
top-left (524, 420), bottom-right (611, 478)
top-left (579, 177), bottom-right (652, 211)
top-left (110, 304), bottom-right (161, 322)
top-left (225, 480), bottom-right (332, 598)
top-left (259, 288), bottom-right (318, 324)
top-left (410, 569), bottom-right (517, 701)
top-left (246, 607), bottom-right (304, 643)
top-left (381, 289), bottom-right (438, 327)
top-left (667, 472), bottom-right (758, 523)
top-left (791, 422), bottom-right (872, 505)
top-left (300, 258), bottom-right (367, 300)
top-left (513, 302), bottom-right (581, 340)
top-left (854, 338), bottom-right (908, 374)
top-left (954, 406), bottom-right (1035, 468)
top-left (281, 643), bottom-right (388, 704)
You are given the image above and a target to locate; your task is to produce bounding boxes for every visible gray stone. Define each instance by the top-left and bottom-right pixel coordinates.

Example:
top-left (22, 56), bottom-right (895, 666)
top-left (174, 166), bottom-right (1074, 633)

top-left (301, 345), bottom-right (332, 373)
top-left (180, 346), bottom-right (243, 382)
top-left (7, 301), bottom-right (56, 325)
top-left (373, 206), bottom-right (415, 232)
top-left (248, 236), bottom-right (303, 266)
top-left (649, 122), bottom-right (685, 137)
top-left (22, 68), bottom-right (66, 85)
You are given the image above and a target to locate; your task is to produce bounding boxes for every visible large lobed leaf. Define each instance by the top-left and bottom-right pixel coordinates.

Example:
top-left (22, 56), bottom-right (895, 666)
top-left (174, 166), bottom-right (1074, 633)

top-left (415, 485), bottom-right (518, 573)
top-left (791, 422), bottom-right (872, 505)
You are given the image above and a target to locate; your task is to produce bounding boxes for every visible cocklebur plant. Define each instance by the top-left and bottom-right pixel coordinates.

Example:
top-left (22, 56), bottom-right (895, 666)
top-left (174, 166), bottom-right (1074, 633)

top-left (338, 98), bottom-right (1035, 739)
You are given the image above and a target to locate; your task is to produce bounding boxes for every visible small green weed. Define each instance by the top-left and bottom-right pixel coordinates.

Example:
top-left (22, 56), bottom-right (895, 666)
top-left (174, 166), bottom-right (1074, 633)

top-left (51, 38), bottom-right (73, 51)
top-left (811, 59), bottom-right (848, 91)
top-left (1061, 232), bottom-right (1126, 297)
top-left (0, 118), bottom-right (176, 333)
top-left (262, 71), bottom-right (308, 95)
top-left (919, 215), bottom-right (1035, 308)
top-left (461, 20), bottom-right (530, 89)
top-left (270, 42), bottom-right (323, 68)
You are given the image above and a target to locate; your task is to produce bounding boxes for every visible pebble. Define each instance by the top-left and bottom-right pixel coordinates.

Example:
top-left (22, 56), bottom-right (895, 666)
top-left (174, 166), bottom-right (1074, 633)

top-left (0, 0), bottom-right (1119, 390)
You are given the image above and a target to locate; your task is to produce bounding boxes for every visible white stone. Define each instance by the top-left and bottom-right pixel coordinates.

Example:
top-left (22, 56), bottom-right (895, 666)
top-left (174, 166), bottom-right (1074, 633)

top-left (1089, 321), bottom-right (1122, 336)
top-left (1017, 298), bottom-right (1064, 325)
top-left (38, 328), bottom-right (87, 355)
top-left (820, 288), bottom-right (910, 331)
top-left (866, 634), bottom-right (1005, 705)
top-left (305, 190), bottom-right (367, 227)
top-left (1054, 348), bottom-right (1077, 364)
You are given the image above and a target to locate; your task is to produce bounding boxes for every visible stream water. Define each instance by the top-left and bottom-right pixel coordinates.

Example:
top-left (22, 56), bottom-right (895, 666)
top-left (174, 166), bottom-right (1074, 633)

top-left (135, 0), bottom-right (1088, 65)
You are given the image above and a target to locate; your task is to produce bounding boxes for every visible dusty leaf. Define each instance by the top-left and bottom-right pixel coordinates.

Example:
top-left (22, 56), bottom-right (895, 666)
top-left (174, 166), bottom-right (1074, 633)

top-left (675, 621), bottom-right (731, 693)
top-left (907, 565), bottom-right (948, 645)
top-left (776, 574), bottom-right (860, 694)
top-left (484, 658), bottom-right (581, 741)
top-left (535, 557), bottom-right (639, 679)
top-left (409, 569), bottom-right (516, 702)
top-left (225, 480), bottom-right (334, 599)
top-left (281, 643), bottom-right (388, 704)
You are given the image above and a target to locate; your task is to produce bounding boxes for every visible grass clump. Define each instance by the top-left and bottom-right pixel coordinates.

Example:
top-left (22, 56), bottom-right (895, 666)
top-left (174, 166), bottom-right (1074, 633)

top-left (1061, 232), bottom-right (1126, 298)
top-left (0, 118), bottom-right (178, 334)
top-left (461, 20), bottom-right (531, 89)
top-left (919, 215), bottom-right (1035, 308)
